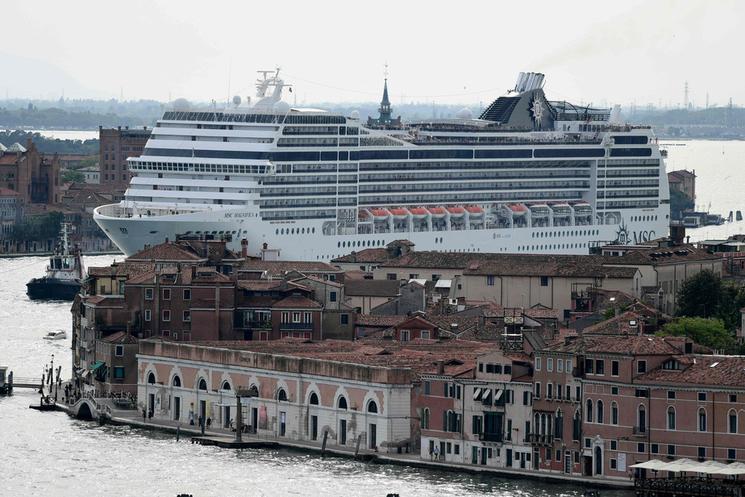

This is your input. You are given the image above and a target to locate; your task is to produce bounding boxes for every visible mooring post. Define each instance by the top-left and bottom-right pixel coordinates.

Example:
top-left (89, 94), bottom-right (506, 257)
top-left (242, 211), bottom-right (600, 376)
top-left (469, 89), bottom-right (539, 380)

top-left (321, 429), bottom-right (328, 456)
top-left (355, 434), bottom-right (362, 458)
top-left (234, 394), bottom-right (243, 443)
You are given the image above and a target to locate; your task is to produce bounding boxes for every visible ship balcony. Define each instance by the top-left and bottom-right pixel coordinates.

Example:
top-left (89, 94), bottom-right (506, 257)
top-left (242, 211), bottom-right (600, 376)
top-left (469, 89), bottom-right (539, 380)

top-left (94, 203), bottom-right (205, 219)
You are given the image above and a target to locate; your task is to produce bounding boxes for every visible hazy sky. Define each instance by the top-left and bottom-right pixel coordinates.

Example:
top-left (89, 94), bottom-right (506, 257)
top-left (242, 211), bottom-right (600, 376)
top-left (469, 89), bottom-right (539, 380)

top-left (2, 0), bottom-right (744, 107)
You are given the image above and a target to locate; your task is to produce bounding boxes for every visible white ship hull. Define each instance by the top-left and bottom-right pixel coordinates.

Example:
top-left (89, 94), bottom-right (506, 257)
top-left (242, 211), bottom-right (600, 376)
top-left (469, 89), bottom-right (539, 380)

top-left (95, 205), bottom-right (668, 260)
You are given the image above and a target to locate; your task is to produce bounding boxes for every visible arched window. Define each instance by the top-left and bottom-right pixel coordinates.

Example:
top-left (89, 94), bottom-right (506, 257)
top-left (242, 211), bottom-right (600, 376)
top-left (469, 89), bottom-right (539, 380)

top-left (698, 408), bottom-right (707, 432)
top-left (611, 402), bottom-right (619, 425)
top-left (586, 399), bottom-right (593, 423)
top-left (172, 375), bottom-right (181, 387)
top-left (638, 405), bottom-right (647, 432)
top-left (667, 406), bottom-right (676, 430)
top-left (597, 400), bottom-right (604, 424)
top-left (337, 396), bottom-right (348, 410)
top-left (367, 400), bottom-right (378, 414)
top-left (277, 388), bottom-right (288, 402)
top-left (147, 372), bottom-right (156, 384)
top-left (540, 413), bottom-right (547, 435)
top-left (221, 381), bottom-right (231, 391)
top-left (421, 408), bottom-right (430, 429)
top-left (309, 392), bottom-right (319, 405)
top-left (198, 378), bottom-right (208, 391)
top-left (729, 410), bottom-right (738, 434)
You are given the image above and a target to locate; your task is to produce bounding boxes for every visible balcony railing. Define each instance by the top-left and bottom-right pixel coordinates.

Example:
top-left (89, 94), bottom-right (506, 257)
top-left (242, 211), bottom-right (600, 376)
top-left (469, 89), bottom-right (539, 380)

top-left (527, 433), bottom-right (553, 446)
top-left (243, 320), bottom-right (272, 330)
top-left (479, 432), bottom-right (503, 443)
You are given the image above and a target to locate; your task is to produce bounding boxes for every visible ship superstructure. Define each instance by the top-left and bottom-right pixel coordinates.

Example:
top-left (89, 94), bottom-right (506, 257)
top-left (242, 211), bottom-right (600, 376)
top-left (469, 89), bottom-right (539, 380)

top-left (94, 71), bottom-right (670, 260)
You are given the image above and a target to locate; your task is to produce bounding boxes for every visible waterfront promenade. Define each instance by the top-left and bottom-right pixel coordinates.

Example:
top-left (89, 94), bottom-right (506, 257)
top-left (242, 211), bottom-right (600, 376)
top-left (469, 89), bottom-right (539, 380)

top-left (50, 390), bottom-right (631, 490)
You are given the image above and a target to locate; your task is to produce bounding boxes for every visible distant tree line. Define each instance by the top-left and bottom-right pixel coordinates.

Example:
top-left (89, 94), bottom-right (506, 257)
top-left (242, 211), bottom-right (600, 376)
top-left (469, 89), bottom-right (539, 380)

top-left (0, 130), bottom-right (98, 155)
top-left (0, 106), bottom-right (152, 129)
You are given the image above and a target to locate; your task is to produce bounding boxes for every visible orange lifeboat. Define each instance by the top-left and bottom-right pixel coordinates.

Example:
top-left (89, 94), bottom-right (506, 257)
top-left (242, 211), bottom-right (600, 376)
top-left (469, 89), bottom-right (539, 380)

top-left (465, 206), bottom-right (483, 217)
top-left (409, 207), bottom-right (428, 219)
top-left (371, 208), bottom-right (390, 221)
top-left (508, 204), bottom-right (528, 214)
top-left (447, 206), bottom-right (466, 217)
top-left (427, 207), bottom-right (446, 218)
top-left (389, 207), bottom-right (408, 219)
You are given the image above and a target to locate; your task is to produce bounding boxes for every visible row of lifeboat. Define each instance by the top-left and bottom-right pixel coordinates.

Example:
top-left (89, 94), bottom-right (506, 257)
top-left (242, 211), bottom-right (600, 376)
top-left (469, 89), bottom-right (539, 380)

top-left (364, 206), bottom-right (484, 221)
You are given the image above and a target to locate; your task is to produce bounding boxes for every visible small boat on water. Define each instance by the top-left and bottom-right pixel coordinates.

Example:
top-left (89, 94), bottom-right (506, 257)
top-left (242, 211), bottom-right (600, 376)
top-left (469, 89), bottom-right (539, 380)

top-left (43, 330), bottom-right (67, 341)
top-left (0, 366), bottom-right (12, 395)
top-left (26, 223), bottom-right (86, 301)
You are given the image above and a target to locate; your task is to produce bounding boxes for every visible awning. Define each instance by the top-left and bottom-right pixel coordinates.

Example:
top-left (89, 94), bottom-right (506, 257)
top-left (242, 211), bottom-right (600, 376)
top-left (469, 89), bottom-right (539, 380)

top-left (630, 459), bottom-right (745, 475)
top-left (89, 361), bottom-right (106, 372)
top-left (630, 460), bottom-right (669, 470)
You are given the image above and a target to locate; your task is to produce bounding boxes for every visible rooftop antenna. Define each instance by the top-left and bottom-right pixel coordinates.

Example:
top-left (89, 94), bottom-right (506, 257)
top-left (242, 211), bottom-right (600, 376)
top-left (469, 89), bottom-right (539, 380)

top-left (706, 92), bottom-right (709, 109)
top-left (684, 81), bottom-right (689, 110)
top-left (227, 62), bottom-right (232, 108)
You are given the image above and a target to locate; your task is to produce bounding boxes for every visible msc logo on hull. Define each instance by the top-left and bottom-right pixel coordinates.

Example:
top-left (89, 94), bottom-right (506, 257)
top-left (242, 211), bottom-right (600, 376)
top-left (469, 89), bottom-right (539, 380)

top-left (616, 221), bottom-right (655, 245)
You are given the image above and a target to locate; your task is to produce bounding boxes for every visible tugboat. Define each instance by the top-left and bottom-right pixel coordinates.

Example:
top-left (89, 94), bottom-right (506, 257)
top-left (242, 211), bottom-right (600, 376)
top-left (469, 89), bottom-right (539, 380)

top-left (0, 366), bottom-right (12, 395)
top-left (26, 224), bottom-right (86, 301)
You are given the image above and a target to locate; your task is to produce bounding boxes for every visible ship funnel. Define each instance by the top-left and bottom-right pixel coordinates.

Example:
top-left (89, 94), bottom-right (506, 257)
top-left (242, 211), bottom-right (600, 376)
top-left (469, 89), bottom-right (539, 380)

top-left (515, 72), bottom-right (545, 93)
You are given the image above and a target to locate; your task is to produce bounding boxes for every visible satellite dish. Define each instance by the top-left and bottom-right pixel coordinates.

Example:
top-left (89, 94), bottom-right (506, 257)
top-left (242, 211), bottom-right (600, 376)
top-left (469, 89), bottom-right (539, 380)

top-left (172, 98), bottom-right (191, 112)
top-left (232, 95), bottom-right (242, 107)
top-left (273, 101), bottom-right (290, 114)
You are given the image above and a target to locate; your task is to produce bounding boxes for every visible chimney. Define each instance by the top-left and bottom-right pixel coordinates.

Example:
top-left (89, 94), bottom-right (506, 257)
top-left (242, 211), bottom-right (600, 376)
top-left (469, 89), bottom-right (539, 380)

top-left (241, 238), bottom-right (248, 258)
top-left (436, 361), bottom-right (445, 375)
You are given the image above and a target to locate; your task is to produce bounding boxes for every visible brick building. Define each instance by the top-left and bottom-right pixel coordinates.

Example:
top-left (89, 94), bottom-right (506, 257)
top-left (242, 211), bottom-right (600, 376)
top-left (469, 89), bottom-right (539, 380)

top-left (99, 126), bottom-right (149, 190)
top-left (0, 140), bottom-right (60, 205)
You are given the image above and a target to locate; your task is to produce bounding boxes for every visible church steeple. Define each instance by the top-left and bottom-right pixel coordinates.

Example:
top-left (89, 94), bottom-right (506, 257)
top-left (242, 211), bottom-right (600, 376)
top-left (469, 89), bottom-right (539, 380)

top-left (379, 78), bottom-right (392, 121)
top-left (367, 64), bottom-right (401, 128)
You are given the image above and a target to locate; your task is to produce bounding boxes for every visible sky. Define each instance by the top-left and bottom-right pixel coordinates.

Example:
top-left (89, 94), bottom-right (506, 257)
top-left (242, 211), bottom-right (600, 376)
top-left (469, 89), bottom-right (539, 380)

top-left (2, 0), bottom-right (744, 108)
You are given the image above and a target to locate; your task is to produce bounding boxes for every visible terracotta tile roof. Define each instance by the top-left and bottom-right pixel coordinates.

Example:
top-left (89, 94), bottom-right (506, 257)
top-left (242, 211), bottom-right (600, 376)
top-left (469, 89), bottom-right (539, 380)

top-left (582, 310), bottom-right (648, 336)
top-left (127, 243), bottom-right (203, 263)
top-left (332, 248), bottom-right (389, 264)
top-left (607, 245), bottom-right (720, 266)
top-left (638, 355), bottom-right (745, 388)
top-left (236, 280), bottom-right (284, 291)
top-left (355, 315), bottom-right (409, 327)
top-left (381, 251), bottom-right (637, 278)
top-left (176, 337), bottom-right (495, 378)
top-left (101, 331), bottom-right (138, 344)
top-left (344, 279), bottom-right (400, 297)
top-left (272, 294), bottom-right (322, 309)
top-left (239, 260), bottom-right (342, 276)
top-left (544, 334), bottom-right (685, 356)
top-left (463, 255), bottom-right (638, 278)
top-left (292, 274), bottom-right (344, 288)
top-left (83, 295), bottom-right (125, 307)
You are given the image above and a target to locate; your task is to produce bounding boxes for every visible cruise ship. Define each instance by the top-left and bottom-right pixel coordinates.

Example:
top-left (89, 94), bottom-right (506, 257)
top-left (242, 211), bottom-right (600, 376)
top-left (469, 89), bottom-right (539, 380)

top-left (94, 70), bottom-right (670, 260)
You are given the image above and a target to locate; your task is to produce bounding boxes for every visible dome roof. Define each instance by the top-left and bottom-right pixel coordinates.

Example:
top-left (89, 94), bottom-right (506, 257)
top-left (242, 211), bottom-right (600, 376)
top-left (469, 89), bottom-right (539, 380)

top-left (456, 107), bottom-right (473, 120)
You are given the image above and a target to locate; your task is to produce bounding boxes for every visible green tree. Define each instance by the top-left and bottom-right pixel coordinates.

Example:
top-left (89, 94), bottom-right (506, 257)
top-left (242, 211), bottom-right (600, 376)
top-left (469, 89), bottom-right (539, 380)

top-left (659, 317), bottom-right (736, 353)
top-left (676, 270), bottom-right (722, 318)
top-left (62, 169), bottom-right (85, 183)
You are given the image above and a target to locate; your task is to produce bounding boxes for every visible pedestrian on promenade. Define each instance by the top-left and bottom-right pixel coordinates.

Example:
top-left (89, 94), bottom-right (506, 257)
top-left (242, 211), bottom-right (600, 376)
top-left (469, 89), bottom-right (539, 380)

top-left (142, 408), bottom-right (146, 423)
top-left (429, 446), bottom-right (434, 461)
top-left (433, 445), bottom-right (440, 461)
